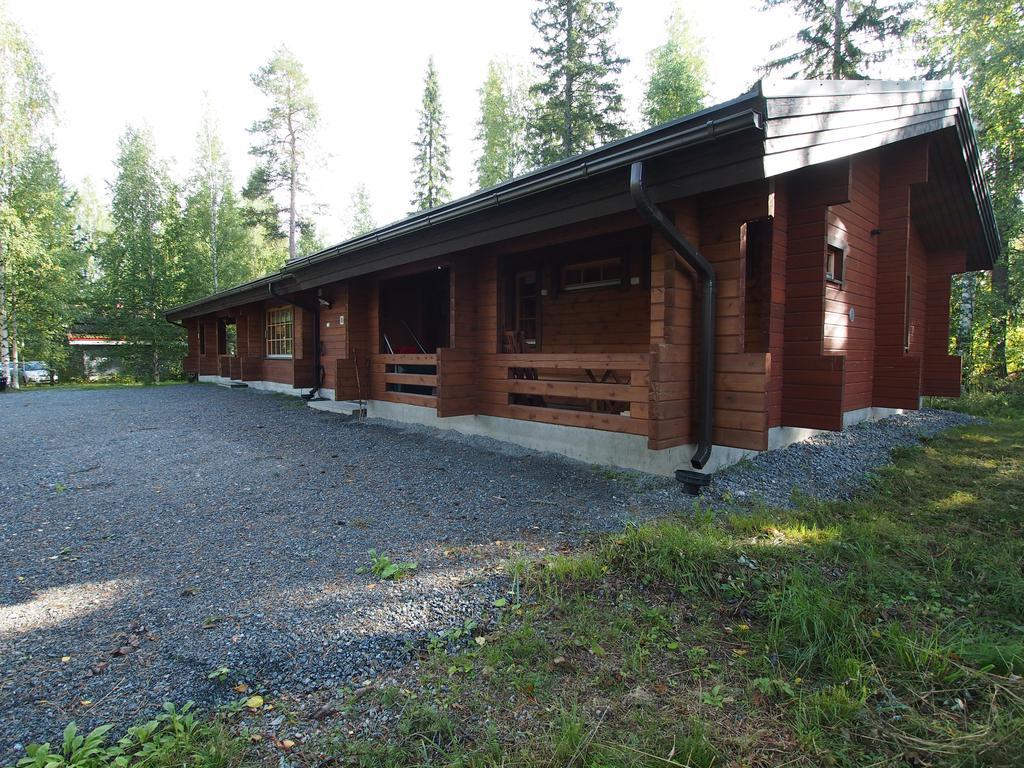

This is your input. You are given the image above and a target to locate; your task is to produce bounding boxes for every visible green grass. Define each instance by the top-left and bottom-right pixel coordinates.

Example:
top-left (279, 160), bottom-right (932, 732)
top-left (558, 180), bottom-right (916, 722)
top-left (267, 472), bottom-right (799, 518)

top-left (12, 704), bottom-right (250, 768)
top-left (4, 379), bottom-right (186, 392)
top-left (325, 391), bottom-right (1024, 767)
top-left (11, 386), bottom-right (1024, 768)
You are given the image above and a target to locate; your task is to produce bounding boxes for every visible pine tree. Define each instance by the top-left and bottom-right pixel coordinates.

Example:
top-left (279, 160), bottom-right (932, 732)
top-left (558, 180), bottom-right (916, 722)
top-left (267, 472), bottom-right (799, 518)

top-left (410, 57), bottom-right (452, 212)
top-left (0, 5), bottom-right (54, 388)
top-left (528, 0), bottom-right (628, 165)
top-left (642, 7), bottom-right (708, 127)
top-left (245, 46), bottom-right (320, 260)
top-left (475, 60), bottom-right (528, 188)
top-left (97, 127), bottom-right (183, 381)
top-left (762, 0), bottom-right (911, 79)
top-left (347, 183), bottom-right (376, 237)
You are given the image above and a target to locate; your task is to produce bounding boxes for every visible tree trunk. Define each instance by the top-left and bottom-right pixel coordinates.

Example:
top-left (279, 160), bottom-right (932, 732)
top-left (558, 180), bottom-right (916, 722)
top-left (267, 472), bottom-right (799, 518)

top-left (287, 106), bottom-right (297, 261)
top-left (957, 272), bottom-right (975, 381)
top-left (563, 3), bottom-right (574, 155)
top-left (832, 0), bottom-right (843, 78)
top-left (989, 149), bottom-right (1013, 379)
top-left (9, 291), bottom-right (19, 390)
top-left (0, 251), bottom-right (10, 389)
top-left (991, 257), bottom-right (1009, 378)
top-left (210, 183), bottom-right (219, 292)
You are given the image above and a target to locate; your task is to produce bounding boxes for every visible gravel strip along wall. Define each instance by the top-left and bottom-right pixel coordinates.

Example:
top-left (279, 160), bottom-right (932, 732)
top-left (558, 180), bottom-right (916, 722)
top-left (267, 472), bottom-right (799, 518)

top-left (0, 385), bottom-right (972, 757)
top-left (705, 408), bottom-right (978, 509)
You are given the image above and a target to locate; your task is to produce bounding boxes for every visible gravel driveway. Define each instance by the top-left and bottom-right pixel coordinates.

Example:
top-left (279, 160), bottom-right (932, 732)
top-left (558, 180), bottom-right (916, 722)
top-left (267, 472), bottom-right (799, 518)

top-left (0, 384), bottom-right (679, 759)
top-left (0, 385), bottom-right (974, 758)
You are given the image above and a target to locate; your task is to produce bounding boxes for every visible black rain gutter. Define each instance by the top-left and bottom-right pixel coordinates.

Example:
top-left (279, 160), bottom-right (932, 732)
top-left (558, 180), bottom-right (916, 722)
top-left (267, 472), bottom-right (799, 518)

top-left (168, 105), bottom-right (763, 318)
top-left (287, 107), bottom-right (764, 272)
top-left (629, 160), bottom-right (716, 479)
top-left (268, 284), bottom-right (324, 400)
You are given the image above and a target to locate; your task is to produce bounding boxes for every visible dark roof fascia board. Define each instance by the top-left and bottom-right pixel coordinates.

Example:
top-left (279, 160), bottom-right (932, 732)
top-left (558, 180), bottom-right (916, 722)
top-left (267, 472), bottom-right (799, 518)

top-left (954, 102), bottom-right (1001, 267)
top-left (165, 274), bottom-right (297, 321)
top-left (760, 79), bottom-right (998, 267)
top-left (288, 138), bottom-right (767, 291)
top-left (166, 79), bottom-right (1000, 321)
top-left (166, 93), bottom-right (765, 318)
top-left (288, 100), bottom-right (764, 272)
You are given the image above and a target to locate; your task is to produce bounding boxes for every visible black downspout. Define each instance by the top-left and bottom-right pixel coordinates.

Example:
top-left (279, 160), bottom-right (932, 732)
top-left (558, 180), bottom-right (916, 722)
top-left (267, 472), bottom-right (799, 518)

top-left (629, 160), bottom-right (716, 480)
top-left (269, 284), bottom-right (324, 399)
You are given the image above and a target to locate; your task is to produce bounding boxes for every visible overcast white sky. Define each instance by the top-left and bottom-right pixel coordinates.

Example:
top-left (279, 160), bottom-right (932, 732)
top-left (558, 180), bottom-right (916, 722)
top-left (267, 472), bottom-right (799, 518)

top-left (11, 0), bottom-right (806, 243)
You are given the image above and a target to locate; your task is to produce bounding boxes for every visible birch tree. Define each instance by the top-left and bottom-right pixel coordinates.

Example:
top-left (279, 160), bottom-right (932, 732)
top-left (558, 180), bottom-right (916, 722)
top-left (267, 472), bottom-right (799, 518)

top-left (346, 183), bottom-right (376, 237)
top-left (194, 98), bottom-right (229, 291)
top-left (245, 46), bottom-right (320, 261)
top-left (642, 7), bottom-right (708, 127)
top-left (97, 127), bottom-right (182, 381)
top-left (0, 5), bottom-right (54, 387)
top-left (475, 60), bottom-right (529, 188)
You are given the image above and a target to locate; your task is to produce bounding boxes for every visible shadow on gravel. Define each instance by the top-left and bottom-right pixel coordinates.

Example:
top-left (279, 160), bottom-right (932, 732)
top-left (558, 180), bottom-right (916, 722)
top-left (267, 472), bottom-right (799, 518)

top-left (0, 385), bottom-right (679, 758)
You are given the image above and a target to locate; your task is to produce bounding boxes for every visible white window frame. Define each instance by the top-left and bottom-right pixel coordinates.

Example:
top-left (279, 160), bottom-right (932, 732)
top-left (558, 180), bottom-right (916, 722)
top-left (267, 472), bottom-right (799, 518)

top-left (266, 307), bottom-right (294, 358)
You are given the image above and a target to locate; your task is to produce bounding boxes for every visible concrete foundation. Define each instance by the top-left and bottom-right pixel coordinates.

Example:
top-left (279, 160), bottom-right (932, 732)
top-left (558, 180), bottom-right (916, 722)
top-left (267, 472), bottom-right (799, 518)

top-left (363, 400), bottom-right (914, 477)
top-left (197, 375), bottom-right (334, 401)
top-left (199, 378), bottom-right (914, 477)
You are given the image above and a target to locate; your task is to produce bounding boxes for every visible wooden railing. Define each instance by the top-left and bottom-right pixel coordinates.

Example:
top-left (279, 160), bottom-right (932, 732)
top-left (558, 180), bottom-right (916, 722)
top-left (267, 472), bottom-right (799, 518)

top-left (364, 350), bottom-right (652, 438)
top-left (484, 352), bottom-right (650, 436)
top-left (370, 353), bottom-right (438, 407)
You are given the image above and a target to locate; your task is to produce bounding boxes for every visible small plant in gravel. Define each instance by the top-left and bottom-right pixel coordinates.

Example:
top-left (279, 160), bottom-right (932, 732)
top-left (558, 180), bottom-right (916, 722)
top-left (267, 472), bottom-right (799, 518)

top-left (206, 666), bottom-right (231, 683)
top-left (13, 703), bottom-right (247, 768)
top-left (359, 550), bottom-right (417, 580)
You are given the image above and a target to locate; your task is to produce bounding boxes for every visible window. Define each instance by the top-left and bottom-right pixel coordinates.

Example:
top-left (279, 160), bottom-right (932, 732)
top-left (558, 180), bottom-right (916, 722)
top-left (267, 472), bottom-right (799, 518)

top-left (825, 243), bottom-right (845, 284)
top-left (904, 274), bottom-right (912, 351)
top-left (743, 218), bottom-right (772, 353)
top-left (266, 307), bottom-right (293, 357)
top-left (514, 270), bottom-right (539, 349)
top-left (198, 322), bottom-right (206, 355)
top-left (561, 257), bottom-right (623, 291)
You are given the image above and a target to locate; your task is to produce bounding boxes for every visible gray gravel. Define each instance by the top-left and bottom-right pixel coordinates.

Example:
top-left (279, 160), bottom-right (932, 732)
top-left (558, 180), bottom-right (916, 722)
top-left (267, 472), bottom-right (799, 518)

top-left (0, 385), bottom-right (973, 759)
top-left (704, 408), bottom-right (978, 509)
top-left (0, 384), bottom-right (677, 760)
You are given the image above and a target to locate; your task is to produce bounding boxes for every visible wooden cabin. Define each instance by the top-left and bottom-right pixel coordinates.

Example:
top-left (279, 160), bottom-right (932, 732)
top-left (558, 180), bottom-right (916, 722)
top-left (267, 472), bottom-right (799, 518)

top-left (166, 80), bottom-right (999, 478)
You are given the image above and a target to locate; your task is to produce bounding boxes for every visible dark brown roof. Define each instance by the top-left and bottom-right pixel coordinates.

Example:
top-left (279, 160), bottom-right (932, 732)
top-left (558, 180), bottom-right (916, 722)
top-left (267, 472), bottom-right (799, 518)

top-left (167, 79), bottom-right (998, 321)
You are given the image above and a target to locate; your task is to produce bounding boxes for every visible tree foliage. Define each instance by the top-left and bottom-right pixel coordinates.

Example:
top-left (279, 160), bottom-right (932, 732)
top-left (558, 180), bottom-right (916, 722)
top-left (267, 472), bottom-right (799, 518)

top-left (346, 183), bottom-right (376, 237)
top-left (921, 0), bottom-right (1024, 378)
top-left (2, 144), bottom-right (85, 367)
top-left (475, 60), bottom-right (529, 188)
top-left (0, 3), bottom-right (56, 386)
top-left (642, 7), bottom-right (708, 127)
top-left (95, 128), bottom-right (184, 381)
top-left (245, 46), bottom-right (320, 261)
top-left (763, 0), bottom-right (911, 79)
top-left (528, 0), bottom-right (628, 165)
top-left (410, 57), bottom-right (452, 212)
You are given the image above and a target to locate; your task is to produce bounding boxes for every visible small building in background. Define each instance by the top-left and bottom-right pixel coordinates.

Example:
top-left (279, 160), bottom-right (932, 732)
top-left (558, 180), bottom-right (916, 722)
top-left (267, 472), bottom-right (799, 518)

top-left (67, 332), bottom-right (127, 380)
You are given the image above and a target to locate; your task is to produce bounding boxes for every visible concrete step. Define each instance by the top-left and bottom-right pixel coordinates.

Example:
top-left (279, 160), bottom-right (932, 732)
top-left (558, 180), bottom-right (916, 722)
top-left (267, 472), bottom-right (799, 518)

top-left (307, 399), bottom-right (365, 417)
top-left (216, 380), bottom-right (249, 389)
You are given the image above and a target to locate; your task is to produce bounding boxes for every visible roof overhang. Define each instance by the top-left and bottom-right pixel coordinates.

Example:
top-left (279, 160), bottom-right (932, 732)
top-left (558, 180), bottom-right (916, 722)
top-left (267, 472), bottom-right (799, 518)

top-left (166, 79), bottom-right (999, 321)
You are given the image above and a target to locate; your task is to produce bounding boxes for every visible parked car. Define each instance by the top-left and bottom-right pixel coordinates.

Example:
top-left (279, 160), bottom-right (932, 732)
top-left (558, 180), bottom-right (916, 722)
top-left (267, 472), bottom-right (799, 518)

top-left (21, 361), bottom-right (57, 385)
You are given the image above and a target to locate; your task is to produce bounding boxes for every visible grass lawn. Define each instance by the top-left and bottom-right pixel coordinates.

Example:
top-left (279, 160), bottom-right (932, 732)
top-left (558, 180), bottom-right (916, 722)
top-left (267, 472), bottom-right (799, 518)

top-left (11, 391), bottom-right (1024, 768)
top-left (3, 380), bottom-right (186, 392)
